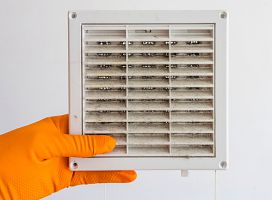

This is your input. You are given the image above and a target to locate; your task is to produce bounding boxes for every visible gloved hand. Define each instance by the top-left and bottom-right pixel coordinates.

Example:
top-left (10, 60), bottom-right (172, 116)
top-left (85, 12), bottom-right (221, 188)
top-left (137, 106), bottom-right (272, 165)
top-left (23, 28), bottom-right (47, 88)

top-left (0, 115), bottom-right (136, 200)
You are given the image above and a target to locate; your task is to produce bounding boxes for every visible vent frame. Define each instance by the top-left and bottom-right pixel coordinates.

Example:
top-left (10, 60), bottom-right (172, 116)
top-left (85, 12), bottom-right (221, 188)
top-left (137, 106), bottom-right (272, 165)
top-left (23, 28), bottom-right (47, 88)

top-left (69, 10), bottom-right (228, 170)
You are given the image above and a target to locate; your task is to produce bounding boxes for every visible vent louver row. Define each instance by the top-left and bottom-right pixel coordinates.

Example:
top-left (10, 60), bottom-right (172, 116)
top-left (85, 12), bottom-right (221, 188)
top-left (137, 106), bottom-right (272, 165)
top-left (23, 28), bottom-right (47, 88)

top-left (82, 24), bottom-right (215, 157)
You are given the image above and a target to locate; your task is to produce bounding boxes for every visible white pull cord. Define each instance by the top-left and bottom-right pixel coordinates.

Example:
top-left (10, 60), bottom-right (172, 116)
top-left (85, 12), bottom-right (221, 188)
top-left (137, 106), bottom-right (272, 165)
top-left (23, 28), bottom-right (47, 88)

top-left (104, 184), bottom-right (107, 200)
top-left (214, 170), bottom-right (217, 200)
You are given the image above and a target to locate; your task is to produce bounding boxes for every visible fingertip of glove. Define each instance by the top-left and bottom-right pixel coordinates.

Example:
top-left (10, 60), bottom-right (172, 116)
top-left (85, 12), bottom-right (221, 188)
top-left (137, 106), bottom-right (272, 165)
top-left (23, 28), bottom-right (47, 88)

top-left (104, 135), bottom-right (116, 152)
top-left (114, 170), bottom-right (138, 183)
top-left (91, 135), bottom-right (116, 154)
top-left (124, 171), bottom-right (137, 183)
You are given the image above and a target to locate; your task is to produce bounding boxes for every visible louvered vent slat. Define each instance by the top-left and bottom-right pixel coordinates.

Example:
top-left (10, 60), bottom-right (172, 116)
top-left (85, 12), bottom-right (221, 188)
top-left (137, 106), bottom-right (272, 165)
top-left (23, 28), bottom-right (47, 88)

top-left (82, 24), bottom-right (215, 157)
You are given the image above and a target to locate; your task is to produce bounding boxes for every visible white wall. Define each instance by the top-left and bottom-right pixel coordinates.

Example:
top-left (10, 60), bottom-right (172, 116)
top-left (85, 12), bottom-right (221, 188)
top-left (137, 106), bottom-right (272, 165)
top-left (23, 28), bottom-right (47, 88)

top-left (1, 0), bottom-right (272, 199)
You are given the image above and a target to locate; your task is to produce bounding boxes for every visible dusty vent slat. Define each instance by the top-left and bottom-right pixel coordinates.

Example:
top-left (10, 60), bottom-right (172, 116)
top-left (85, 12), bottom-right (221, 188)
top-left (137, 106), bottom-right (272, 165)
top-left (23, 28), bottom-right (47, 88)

top-left (82, 24), bottom-right (215, 157)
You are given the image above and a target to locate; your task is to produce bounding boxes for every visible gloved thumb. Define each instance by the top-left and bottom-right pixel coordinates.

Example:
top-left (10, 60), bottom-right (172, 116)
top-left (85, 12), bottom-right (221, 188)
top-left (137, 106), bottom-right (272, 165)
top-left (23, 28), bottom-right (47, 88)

top-left (40, 134), bottom-right (116, 159)
top-left (34, 115), bottom-right (116, 159)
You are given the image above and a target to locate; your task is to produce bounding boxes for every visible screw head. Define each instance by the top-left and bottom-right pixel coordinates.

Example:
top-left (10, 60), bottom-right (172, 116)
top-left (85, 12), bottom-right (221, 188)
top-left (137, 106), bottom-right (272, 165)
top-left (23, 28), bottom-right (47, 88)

top-left (72, 162), bottom-right (79, 169)
top-left (220, 11), bottom-right (227, 19)
top-left (70, 12), bottom-right (77, 19)
top-left (219, 161), bottom-right (227, 169)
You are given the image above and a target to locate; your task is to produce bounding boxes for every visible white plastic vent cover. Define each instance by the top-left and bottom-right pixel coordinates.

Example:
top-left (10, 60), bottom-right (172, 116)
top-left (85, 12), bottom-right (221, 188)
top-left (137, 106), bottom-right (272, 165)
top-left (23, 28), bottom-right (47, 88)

top-left (69, 10), bottom-right (228, 170)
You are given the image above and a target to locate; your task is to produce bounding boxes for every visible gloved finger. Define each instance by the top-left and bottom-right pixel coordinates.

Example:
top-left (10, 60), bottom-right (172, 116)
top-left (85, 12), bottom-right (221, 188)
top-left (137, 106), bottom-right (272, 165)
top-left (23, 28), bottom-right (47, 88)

top-left (52, 115), bottom-right (116, 158)
top-left (70, 170), bottom-right (137, 186)
top-left (39, 134), bottom-right (116, 159)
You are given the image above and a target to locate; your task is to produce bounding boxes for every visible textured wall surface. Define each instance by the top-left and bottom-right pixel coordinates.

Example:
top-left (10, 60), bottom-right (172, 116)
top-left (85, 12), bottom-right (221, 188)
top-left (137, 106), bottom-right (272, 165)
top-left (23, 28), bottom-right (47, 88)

top-left (1, 0), bottom-right (272, 199)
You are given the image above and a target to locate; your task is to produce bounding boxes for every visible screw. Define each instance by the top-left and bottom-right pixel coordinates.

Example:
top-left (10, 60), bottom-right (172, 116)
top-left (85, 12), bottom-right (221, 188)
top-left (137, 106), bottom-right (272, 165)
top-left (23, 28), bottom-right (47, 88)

top-left (73, 115), bottom-right (78, 119)
top-left (220, 11), bottom-right (227, 19)
top-left (220, 161), bottom-right (227, 169)
top-left (72, 162), bottom-right (79, 169)
top-left (70, 12), bottom-right (77, 19)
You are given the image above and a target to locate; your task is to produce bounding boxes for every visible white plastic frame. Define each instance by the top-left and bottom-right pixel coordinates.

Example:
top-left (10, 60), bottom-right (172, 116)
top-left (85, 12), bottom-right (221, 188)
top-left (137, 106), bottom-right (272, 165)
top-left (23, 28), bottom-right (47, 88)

top-left (68, 10), bottom-right (228, 171)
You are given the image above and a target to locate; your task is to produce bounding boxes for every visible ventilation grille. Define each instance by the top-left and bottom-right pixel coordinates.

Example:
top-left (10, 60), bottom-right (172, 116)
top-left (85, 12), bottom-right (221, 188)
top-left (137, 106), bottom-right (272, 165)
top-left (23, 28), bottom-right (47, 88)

top-left (82, 24), bottom-right (215, 157)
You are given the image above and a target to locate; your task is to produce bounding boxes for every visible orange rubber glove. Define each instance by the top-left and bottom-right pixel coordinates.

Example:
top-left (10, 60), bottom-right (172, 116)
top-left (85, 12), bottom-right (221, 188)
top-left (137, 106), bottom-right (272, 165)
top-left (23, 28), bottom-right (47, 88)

top-left (0, 115), bottom-right (136, 200)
